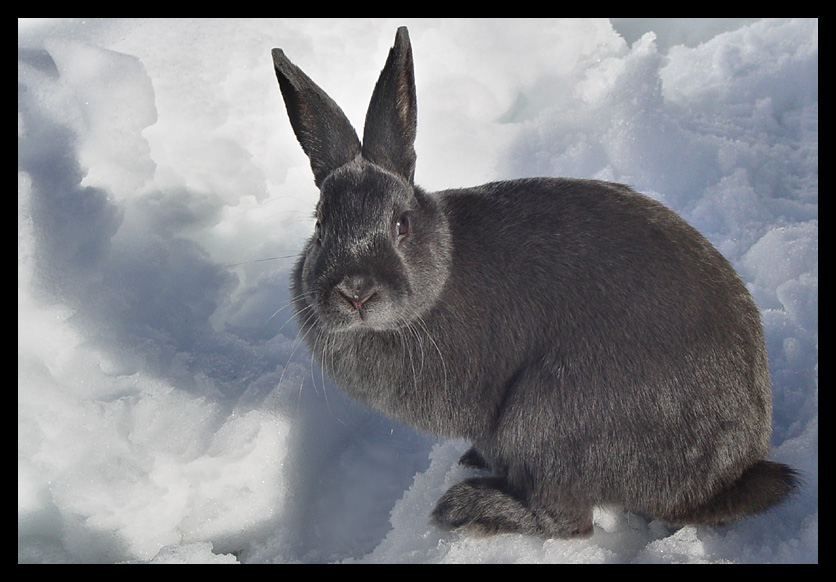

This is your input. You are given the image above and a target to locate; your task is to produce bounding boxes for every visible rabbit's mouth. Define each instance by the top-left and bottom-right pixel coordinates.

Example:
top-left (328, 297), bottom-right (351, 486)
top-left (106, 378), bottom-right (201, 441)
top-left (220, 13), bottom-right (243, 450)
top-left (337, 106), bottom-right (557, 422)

top-left (318, 284), bottom-right (402, 332)
top-left (330, 275), bottom-right (388, 328)
top-left (335, 275), bottom-right (378, 312)
top-left (337, 288), bottom-right (378, 317)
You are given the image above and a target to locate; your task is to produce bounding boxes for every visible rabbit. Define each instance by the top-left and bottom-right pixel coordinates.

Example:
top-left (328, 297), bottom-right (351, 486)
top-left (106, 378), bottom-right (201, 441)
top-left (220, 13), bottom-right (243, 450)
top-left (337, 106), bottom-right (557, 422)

top-left (270, 27), bottom-right (798, 539)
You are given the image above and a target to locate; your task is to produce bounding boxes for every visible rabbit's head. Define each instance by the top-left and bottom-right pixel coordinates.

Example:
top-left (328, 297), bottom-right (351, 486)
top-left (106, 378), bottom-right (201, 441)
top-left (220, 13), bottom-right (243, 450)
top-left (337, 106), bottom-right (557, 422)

top-left (273, 28), bottom-right (451, 332)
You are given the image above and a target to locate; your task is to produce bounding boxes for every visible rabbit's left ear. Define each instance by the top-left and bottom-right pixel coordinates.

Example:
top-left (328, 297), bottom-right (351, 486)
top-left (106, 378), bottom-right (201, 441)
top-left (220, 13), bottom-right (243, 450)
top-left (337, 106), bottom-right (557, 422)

top-left (362, 27), bottom-right (417, 184)
top-left (272, 48), bottom-right (362, 188)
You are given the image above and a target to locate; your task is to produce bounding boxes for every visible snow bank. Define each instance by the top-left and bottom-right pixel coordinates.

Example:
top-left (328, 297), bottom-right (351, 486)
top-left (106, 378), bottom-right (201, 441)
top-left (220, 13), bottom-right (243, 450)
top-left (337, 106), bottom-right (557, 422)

top-left (18, 18), bottom-right (816, 563)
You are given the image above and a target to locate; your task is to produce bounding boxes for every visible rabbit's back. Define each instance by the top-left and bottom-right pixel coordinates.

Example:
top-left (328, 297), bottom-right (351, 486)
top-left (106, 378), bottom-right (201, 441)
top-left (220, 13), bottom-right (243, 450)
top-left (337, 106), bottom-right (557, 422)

top-left (442, 177), bottom-right (766, 355)
top-left (432, 177), bottom-right (772, 511)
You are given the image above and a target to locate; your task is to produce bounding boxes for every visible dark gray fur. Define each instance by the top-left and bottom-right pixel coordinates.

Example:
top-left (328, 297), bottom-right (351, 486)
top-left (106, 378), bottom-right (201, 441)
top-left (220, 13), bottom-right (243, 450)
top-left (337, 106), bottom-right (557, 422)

top-left (271, 27), bottom-right (798, 539)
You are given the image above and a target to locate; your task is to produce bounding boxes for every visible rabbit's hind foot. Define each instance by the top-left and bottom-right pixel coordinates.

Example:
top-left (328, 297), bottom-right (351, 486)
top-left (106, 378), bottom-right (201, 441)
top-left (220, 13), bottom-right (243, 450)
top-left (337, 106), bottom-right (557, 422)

top-left (431, 476), bottom-right (593, 539)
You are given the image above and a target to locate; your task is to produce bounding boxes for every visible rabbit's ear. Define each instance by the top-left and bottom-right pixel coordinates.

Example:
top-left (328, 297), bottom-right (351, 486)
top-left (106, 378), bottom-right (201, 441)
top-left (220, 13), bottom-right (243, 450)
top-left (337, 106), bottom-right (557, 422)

top-left (362, 27), bottom-right (417, 184)
top-left (272, 48), bottom-right (362, 188)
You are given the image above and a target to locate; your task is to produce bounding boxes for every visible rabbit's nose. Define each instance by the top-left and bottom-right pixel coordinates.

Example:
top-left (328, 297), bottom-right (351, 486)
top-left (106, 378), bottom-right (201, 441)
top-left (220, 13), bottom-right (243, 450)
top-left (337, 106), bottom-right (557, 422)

top-left (336, 276), bottom-right (377, 310)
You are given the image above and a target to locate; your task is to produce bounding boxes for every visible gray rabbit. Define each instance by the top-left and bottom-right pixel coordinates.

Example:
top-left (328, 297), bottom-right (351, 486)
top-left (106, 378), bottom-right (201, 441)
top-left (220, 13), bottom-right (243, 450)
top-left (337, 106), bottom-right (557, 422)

top-left (271, 27), bottom-right (797, 539)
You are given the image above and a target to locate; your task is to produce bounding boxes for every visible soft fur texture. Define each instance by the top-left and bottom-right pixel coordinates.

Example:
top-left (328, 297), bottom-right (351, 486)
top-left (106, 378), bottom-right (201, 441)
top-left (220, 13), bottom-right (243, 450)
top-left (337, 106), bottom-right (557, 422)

top-left (271, 27), bottom-right (797, 539)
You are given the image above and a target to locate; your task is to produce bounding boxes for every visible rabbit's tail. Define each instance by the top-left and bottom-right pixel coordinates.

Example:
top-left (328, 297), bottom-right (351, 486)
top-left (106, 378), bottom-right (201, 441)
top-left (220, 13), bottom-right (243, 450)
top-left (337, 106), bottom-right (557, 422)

top-left (669, 460), bottom-right (800, 525)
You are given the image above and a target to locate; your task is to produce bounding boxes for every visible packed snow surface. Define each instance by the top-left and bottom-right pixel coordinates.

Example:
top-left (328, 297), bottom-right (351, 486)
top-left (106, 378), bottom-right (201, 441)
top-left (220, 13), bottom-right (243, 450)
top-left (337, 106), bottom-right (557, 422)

top-left (18, 18), bottom-right (817, 563)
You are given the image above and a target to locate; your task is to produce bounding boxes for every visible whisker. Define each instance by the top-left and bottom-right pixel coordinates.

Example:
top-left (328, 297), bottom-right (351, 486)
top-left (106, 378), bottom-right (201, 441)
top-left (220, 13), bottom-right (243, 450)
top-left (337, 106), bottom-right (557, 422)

top-left (262, 297), bottom-right (301, 334)
top-left (279, 304), bottom-right (318, 408)
top-left (320, 330), bottom-right (334, 411)
top-left (396, 316), bottom-right (421, 396)
top-left (222, 255), bottom-right (297, 269)
top-left (305, 327), bottom-right (325, 411)
top-left (405, 318), bottom-right (426, 375)
top-left (269, 289), bottom-right (318, 337)
top-left (291, 310), bottom-right (321, 415)
top-left (415, 314), bottom-right (449, 393)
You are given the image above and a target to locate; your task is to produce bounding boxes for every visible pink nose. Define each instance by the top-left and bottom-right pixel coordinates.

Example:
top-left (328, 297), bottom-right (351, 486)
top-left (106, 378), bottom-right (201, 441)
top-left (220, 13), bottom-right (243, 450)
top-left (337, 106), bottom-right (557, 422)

top-left (341, 291), bottom-right (371, 310)
top-left (336, 276), bottom-right (377, 310)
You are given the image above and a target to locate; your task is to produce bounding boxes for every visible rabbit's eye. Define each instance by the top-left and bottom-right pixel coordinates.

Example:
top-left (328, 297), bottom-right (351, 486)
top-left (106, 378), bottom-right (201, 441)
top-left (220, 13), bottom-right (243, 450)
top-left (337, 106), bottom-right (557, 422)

top-left (314, 221), bottom-right (322, 245)
top-left (396, 212), bottom-right (410, 241)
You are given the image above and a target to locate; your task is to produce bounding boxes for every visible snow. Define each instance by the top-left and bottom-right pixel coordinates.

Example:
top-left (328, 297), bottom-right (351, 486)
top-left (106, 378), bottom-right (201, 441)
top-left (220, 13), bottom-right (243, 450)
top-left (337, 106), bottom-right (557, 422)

top-left (18, 18), bottom-right (817, 563)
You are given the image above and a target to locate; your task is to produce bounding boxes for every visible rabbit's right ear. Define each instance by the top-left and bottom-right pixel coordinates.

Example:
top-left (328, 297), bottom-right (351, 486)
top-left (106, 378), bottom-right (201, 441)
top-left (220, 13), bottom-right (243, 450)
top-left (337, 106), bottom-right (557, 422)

top-left (272, 48), bottom-right (362, 188)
